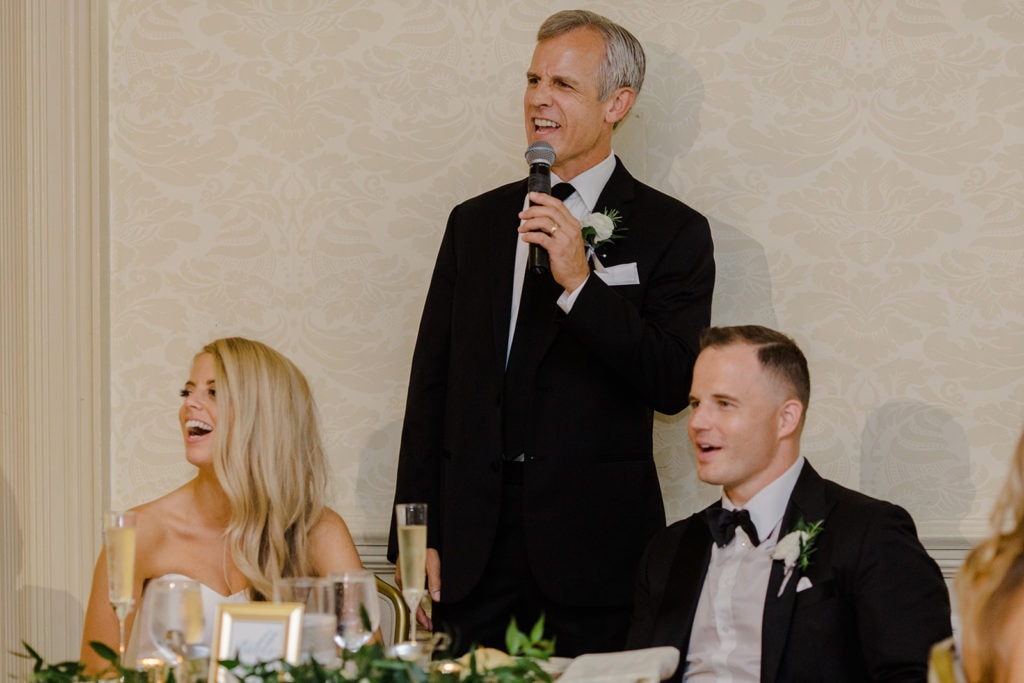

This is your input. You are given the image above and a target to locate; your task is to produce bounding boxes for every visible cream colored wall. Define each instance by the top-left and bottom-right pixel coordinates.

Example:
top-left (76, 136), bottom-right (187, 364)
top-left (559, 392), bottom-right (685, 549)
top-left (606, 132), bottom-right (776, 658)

top-left (106, 0), bottom-right (1020, 563)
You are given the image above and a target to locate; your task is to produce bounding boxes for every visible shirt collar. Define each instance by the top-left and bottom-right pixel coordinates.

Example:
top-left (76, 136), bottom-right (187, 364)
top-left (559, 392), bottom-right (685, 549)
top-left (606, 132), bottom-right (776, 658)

top-left (551, 150), bottom-right (616, 213)
top-left (722, 456), bottom-right (805, 544)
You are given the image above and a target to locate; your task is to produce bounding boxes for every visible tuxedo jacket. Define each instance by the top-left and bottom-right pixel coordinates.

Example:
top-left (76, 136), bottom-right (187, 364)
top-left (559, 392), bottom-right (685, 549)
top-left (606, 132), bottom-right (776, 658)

top-left (626, 463), bottom-right (952, 682)
top-left (388, 159), bottom-right (715, 608)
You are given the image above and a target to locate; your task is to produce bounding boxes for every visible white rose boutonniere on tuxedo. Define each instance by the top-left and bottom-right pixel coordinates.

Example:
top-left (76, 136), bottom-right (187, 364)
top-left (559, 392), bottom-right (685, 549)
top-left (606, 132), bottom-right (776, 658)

top-left (772, 517), bottom-right (824, 596)
top-left (582, 208), bottom-right (640, 286)
top-left (581, 208), bottom-right (625, 250)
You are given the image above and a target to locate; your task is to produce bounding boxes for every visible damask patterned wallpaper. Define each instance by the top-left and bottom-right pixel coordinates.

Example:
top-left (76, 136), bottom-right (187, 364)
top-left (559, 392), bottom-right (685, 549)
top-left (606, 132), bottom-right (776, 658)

top-left (107, 0), bottom-right (1023, 544)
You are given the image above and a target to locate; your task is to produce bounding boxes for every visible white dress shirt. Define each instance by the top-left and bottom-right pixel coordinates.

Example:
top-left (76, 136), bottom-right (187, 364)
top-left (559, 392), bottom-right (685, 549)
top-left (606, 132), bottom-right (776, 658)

top-left (684, 457), bottom-right (806, 683)
top-left (506, 151), bottom-right (617, 363)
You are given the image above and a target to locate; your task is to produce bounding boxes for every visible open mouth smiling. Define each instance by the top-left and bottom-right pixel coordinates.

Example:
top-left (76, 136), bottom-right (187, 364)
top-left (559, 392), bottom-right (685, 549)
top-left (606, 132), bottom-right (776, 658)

top-left (696, 443), bottom-right (722, 459)
top-left (185, 419), bottom-right (213, 438)
top-left (534, 117), bottom-right (560, 132)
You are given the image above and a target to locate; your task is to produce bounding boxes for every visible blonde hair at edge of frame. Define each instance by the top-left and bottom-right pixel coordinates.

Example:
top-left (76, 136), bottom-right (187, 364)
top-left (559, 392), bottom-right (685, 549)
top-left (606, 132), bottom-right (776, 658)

top-left (956, 429), bottom-right (1024, 683)
top-left (204, 337), bottom-right (328, 599)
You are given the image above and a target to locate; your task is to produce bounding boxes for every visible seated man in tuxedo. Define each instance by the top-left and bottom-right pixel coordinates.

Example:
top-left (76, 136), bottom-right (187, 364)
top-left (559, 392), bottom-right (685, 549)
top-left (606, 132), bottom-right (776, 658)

top-left (627, 325), bottom-right (952, 682)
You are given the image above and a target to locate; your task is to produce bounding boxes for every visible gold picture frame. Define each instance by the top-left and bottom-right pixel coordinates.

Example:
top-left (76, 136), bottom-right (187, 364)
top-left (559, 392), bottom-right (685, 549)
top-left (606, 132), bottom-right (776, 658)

top-left (209, 602), bottom-right (304, 682)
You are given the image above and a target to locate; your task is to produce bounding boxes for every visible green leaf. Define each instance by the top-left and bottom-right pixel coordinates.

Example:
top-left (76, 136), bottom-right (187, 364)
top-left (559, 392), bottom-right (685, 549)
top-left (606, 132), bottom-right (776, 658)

top-left (21, 641), bottom-right (43, 664)
top-left (359, 603), bottom-right (372, 631)
top-left (529, 614), bottom-right (545, 644)
top-left (89, 640), bottom-right (119, 663)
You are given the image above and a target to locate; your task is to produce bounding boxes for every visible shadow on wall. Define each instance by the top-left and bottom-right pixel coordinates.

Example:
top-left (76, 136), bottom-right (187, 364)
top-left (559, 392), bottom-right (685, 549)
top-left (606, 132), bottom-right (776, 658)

top-left (860, 401), bottom-right (974, 542)
top-left (615, 43), bottom-right (702, 191)
top-left (623, 45), bottom-right (777, 520)
top-left (1, 472), bottom-right (21, 678)
top-left (618, 42), bottom-right (778, 329)
top-left (1, 473), bottom-right (85, 675)
top-left (354, 420), bottom-right (405, 539)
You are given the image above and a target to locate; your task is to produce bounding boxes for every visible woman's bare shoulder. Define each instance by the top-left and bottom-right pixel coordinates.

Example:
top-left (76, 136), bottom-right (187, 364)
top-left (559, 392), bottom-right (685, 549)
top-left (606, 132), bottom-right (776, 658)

top-left (310, 506), bottom-right (353, 539)
top-left (309, 506), bottom-right (362, 574)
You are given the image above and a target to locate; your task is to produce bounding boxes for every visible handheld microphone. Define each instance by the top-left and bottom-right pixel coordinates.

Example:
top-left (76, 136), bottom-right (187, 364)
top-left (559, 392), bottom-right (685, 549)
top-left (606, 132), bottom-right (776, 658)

top-left (524, 141), bottom-right (556, 274)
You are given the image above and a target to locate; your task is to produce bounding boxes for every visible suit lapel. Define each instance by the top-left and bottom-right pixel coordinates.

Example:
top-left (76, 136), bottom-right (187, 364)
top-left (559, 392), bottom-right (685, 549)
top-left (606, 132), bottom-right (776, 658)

top-left (588, 157), bottom-right (637, 264)
top-left (760, 463), bottom-right (832, 683)
top-left (655, 510), bottom-right (715, 653)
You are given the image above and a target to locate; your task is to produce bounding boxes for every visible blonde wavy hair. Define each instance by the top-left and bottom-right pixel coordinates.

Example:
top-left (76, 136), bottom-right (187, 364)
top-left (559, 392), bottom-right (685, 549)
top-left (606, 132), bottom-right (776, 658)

top-left (956, 429), bottom-right (1024, 682)
top-left (203, 337), bottom-right (327, 599)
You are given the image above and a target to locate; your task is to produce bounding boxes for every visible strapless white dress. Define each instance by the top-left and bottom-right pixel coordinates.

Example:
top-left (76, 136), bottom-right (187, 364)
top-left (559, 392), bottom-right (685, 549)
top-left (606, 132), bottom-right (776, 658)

top-left (125, 573), bottom-right (249, 664)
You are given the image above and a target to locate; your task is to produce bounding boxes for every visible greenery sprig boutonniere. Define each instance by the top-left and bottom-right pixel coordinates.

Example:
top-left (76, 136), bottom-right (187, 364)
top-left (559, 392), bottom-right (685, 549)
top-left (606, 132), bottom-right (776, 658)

top-left (771, 517), bottom-right (824, 596)
top-left (580, 208), bottom-right (625, 250)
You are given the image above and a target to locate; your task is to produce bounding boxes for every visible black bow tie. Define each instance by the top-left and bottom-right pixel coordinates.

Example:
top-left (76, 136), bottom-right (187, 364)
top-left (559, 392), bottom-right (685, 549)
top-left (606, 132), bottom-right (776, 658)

top-left (706, 507), bottom-right (761, 547)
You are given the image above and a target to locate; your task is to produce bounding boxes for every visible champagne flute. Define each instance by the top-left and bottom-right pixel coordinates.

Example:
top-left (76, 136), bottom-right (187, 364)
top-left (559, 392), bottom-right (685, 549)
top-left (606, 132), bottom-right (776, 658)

top-left (330, 570), bottom-right (381, 653)
top-left (395, 502), bottom-right (427, 643)
top-left (104, 510), bottom-right (137, 662)
top-left (145, 577), bottom-right (205, 682)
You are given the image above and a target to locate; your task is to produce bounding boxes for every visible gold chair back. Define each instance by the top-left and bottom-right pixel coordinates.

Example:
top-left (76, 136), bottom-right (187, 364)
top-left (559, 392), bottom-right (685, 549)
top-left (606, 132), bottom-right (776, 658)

top-left (374, 576), bottom-right (409, 648)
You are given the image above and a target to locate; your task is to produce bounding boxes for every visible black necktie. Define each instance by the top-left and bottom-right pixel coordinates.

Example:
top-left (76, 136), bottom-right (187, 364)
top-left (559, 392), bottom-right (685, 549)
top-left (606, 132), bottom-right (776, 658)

top-left (706, 507), bottom-right (761, 547)
top-left (552, 182), bottom-right (575, 201)
top-left (502, 181), bottom-right (576, 459)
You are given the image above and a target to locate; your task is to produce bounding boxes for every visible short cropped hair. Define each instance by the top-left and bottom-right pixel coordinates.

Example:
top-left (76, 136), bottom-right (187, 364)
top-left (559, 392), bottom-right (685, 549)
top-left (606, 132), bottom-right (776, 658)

top-left (699, 325), bottom-right (811, 414)
top-left (537, 9), bottom-right (646, 102)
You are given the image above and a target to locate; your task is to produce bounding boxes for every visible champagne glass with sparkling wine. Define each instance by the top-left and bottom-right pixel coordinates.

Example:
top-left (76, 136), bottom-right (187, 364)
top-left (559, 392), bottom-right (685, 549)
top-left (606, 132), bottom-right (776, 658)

top-left (395, 503), bottom-right (427, 643)
top-left (104, 510), bottom-right (137, 661)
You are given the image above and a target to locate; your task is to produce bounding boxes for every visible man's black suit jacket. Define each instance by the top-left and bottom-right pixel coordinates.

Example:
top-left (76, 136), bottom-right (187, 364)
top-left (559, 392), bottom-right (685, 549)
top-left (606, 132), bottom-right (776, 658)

top-left (388, 159), bottom-right (715, 608)
top-left (627, 462), bottom-right (952, 682)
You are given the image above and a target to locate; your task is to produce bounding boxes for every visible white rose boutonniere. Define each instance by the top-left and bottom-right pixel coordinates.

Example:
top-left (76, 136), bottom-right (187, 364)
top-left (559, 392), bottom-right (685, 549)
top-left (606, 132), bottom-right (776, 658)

top-left (771, 517), bottom-right (824, 596)
top-left (581, 208), bottom-right (625, 250)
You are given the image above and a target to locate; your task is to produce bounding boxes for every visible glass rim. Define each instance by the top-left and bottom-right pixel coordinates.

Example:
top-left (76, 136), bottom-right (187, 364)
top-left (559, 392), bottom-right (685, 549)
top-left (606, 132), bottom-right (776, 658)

top-left (104, 510), bottom-right (137, 528)
top-left (327, 568), bottom-right (375, 581)
top-left (274, 575), bottom-right (332, 586)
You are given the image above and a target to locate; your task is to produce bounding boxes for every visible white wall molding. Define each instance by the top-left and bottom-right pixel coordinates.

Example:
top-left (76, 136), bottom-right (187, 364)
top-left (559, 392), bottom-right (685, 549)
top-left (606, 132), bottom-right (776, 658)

top-left (0, 0), bottom-right (107, 674)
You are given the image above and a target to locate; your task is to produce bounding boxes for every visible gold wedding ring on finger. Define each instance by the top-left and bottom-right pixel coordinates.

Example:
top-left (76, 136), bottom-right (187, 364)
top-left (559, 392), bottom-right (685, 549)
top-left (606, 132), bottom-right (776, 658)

top-left (549, 223), bottom-right (559, 235)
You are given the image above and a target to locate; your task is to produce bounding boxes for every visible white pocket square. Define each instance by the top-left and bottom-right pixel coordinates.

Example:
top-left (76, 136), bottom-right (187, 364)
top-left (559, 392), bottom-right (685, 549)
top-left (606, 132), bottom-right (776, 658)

top-left (796, 576), bottom-right (813, 593)
top-left (594, 261), bottom-right (640, 286)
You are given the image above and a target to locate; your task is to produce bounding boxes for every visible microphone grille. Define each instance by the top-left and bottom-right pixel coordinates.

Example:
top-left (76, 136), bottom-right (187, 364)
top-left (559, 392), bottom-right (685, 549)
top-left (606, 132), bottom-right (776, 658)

top-left (525, 141), bottom-right (556, 167)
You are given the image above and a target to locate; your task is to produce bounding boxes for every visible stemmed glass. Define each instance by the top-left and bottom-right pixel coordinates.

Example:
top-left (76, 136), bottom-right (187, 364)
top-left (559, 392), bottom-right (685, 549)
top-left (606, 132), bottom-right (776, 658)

top-left (104, 511), bottom-right (137, 662)
top-left (274, 577), bottom-right (337, 664)
top-left (331, 570), bottom-right (381, 654)
top-left (395, 503), bottom-right (428, 643)
top-left (145, 577), bottom-right (205, 682)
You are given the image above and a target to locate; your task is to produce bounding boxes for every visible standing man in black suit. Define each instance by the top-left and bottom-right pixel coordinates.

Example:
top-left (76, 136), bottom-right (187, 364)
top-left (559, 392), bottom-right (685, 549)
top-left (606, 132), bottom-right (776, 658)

top-left (388, 9), bottom-right (715, 657)
top-left (627, 325), bottom-right (952, 682)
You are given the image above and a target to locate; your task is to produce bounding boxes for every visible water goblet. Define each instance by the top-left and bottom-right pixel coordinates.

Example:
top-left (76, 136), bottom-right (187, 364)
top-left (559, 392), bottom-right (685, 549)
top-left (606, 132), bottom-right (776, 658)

top-left (274, 577), bottom-right (337, 664)
top-left (395, 502), bottom-right (428, 643)
top-left (104, 510), bottom-right (137, 663)
top-left (145, 577), bottom-right (205, 682)
top-left (330, 570), bottom-right (381, 654)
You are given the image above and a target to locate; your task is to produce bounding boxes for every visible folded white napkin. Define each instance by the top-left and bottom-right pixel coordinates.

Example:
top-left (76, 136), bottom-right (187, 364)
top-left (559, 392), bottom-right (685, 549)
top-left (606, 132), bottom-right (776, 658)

top-left (557, 646), bottom-right (680, 682)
